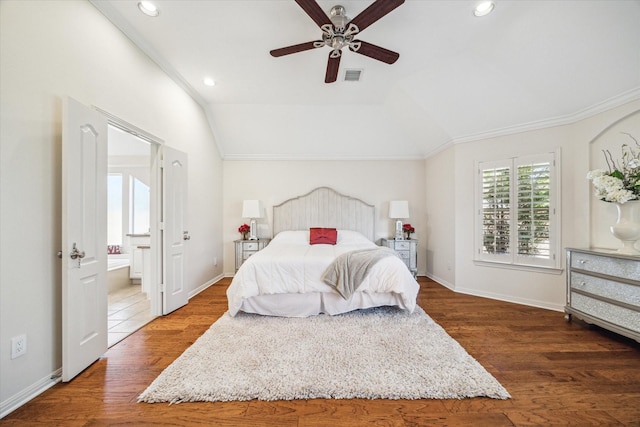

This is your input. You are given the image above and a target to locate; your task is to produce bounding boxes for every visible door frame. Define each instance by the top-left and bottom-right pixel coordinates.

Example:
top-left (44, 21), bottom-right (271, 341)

top-left (96, 107), bottom-right (163, 317)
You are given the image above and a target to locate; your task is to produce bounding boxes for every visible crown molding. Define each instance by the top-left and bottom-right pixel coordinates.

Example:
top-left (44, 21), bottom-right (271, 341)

top-left (451, 87), bottom-right (640, 145)
top-left (221, 154), bottom-right (425, 162)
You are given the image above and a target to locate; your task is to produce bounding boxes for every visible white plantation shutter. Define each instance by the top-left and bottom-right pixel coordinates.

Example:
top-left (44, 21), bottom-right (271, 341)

top-left (515, 155), bottom-right (555, 266)
top-left (477, 152), bottom-right (560, 269)
top-left (480, 161), bottom-right (512, 261)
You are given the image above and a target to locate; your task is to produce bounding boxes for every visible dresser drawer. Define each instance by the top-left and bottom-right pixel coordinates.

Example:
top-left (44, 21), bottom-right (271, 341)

top-left (571, 293), bottom-right (640, 333)
top-left (570, 272), bottom-right (640, 307)
top-left (570, 252), bottom-right (640, 281)
top-left (396, 250), bottom-right (410, 260)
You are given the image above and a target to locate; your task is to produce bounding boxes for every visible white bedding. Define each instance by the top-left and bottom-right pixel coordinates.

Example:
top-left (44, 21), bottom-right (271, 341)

top-left (226, 230), bottom-right (419, 317)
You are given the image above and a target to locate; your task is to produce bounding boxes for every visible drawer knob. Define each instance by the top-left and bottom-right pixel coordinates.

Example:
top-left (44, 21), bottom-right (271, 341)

top-left (578, 259), bottom-right (587, 264)
top-left (580, 281), bottom-right (586, 287)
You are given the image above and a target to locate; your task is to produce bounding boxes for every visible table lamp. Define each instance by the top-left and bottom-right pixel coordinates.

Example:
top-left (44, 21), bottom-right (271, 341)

top-left (389, 200), bottom-right (409, 240)
top-left (242, 200), bottom-right (263, 240)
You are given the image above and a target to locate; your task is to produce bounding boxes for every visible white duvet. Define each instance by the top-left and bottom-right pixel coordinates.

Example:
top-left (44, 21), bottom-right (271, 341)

top-left (226, 230), bottom-right (419, 316)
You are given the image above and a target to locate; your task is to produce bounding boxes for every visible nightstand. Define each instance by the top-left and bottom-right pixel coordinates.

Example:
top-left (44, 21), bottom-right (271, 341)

top-left (380, 238), bottom-right (417, 278)
top-left (234, 239), bottom-right (270, 272)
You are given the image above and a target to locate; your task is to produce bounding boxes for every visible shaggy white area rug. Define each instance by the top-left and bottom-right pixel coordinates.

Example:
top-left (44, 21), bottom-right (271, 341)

top-left (138, 306), bottom-right (510, 403)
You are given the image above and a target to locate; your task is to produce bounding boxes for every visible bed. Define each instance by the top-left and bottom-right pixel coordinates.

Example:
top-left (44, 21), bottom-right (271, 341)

top-left (226, 187), bottom-right (419, 317)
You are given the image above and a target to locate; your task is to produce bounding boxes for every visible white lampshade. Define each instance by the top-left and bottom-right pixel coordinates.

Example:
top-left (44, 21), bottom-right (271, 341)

top-left (389, 201), bottom-right (409, 219)
top-left (242, 200), bottom-right (263, 219)
top-left (242, 200), bottom-right (263, 240)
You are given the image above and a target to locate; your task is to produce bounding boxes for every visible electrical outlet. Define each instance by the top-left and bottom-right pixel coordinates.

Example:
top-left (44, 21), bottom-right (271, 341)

top-left (11, 334), bottom-right (27, 359)
top-left (213, 257), bottom-right (217, 266)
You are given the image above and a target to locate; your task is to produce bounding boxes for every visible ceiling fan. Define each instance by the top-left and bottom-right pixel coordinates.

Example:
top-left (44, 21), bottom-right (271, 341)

top-left (270, 0), bottom-right (405, 83)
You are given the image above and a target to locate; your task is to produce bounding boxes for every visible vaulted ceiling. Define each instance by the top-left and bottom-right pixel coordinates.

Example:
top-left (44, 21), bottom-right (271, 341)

top-left (92, 0), bottom-right (640, 160)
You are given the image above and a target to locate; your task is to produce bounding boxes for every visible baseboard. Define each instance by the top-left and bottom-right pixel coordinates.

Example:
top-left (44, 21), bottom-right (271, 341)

top-left (454, 286), bottom-right (564, 312)
top-left (189, 273), bottom-right (225, 299)
top-left (0, 368), bottom-right (61, 419)
top-left (424, 273), bottom-right (455, 291)
top-left (424, 274), bottom-right (563, 312)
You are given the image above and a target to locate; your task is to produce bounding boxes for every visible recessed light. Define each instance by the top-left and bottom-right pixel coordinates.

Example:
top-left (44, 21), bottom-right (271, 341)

top-left (203, 77), bottom-right (216, 87)
top-left (138, 1), bottom-right (159, 17)
top-left (473, 1), bottom-right (494, 17)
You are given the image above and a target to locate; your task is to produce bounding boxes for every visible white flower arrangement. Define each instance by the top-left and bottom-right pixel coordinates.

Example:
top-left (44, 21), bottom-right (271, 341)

top-left (587, 133), bottom-right (640, 204)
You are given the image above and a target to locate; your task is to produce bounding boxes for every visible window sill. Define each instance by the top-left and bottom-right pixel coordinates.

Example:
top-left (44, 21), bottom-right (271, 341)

top-left (473, 260), bottom-right (564, 275)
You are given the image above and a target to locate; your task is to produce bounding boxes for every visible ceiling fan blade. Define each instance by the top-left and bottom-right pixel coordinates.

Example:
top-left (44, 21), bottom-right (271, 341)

top-left (270, 41), bottom-right (323, 57)
top-left (349, 40), bottom-right (399, 64)
top-left (348, 0), bottom-right (404, 33)
top-left (295, 0), bottom-right (332, 28)
top-left (325, 53), bottom-right (341, 83)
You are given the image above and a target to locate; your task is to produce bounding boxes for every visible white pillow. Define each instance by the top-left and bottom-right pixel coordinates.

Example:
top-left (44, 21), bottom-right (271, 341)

top-left (336, 230), bottom-right (372, 245)
top-left (271, 230), bottom-right (309, 246)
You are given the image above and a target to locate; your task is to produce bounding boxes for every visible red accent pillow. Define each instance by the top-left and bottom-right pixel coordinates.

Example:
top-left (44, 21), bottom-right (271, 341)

top-left (309, 228), bottom-right (337, 245)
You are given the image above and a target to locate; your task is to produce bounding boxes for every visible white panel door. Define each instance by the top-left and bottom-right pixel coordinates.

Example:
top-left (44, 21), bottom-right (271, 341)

top-left (162, 146), bottom-right (189, 314)
top-left (62, 98), bottom-right (108, 382)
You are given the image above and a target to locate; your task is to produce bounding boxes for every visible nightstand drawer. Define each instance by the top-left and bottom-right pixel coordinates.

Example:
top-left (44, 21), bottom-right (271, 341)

top-left (242, 242), bottom-right (259, 251)
top-left (571, 252), bottom-right (640, 281)
top-left (243, 251), bottom-right (257, 261)
top-left (394, 241), bottom-right (411, 250)
top-left (396, 250), bottom-right (410, 260)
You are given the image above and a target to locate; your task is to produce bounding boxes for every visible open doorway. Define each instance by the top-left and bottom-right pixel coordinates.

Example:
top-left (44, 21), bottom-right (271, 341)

top-left (106, 125), bottom-right (155, 347)
top-left (63, 99), bottom-right (187, 380)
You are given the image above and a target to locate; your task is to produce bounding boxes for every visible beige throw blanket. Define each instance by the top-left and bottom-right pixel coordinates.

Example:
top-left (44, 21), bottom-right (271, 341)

top-left (322, 248), bottom-right (398, 299)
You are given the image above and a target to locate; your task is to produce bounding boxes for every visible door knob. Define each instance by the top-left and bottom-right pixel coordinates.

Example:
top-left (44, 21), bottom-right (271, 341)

top-left (183, 231), bottom-right (191, 241)
top-left (69, 243), bottom-right (86, 260)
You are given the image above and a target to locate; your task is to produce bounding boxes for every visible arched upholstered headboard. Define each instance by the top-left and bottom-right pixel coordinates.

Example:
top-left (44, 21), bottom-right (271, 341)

top-left (272, 187), bottom-right (375, 241)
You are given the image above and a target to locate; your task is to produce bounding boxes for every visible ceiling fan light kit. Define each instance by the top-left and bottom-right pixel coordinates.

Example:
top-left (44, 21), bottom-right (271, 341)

top-left (270, 0), bottom-right (404, 83)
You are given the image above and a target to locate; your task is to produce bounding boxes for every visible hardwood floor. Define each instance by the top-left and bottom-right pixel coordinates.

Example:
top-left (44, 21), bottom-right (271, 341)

top-left (2, 277), bottom-right (639, 426)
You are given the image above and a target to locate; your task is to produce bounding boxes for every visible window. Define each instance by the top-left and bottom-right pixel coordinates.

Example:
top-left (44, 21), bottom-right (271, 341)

top-left (107, 174), bottom-right (123, 245)
top-left (108, 171), bottom-right (150, 244)
top-left (476, 152), bottom-right (560, 269)
top-left (130, 177), bottom-right (150, 234)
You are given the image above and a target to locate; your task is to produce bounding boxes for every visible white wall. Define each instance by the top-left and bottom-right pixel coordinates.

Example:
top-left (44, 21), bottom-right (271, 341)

top-left (424, 100), bottom-right (640, 311)
top-left (0, 0), bottom-right (223, 412)
top-left (424, 148), bottom-right (456, 288)
top-left (222, 160), bottom-right (426, 275)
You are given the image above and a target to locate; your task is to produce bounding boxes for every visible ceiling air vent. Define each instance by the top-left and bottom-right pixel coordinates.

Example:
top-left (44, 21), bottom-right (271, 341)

top-left (344, 69), bottom-right (363, 82)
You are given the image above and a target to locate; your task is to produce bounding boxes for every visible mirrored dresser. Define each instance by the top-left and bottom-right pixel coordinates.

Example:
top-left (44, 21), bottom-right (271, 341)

top-left (565, 248), bottom-right (640, 343)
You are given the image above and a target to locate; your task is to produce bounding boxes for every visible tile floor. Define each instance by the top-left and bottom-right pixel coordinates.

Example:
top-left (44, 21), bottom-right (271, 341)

top-left (108, 284), bottom-right (155, 347)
